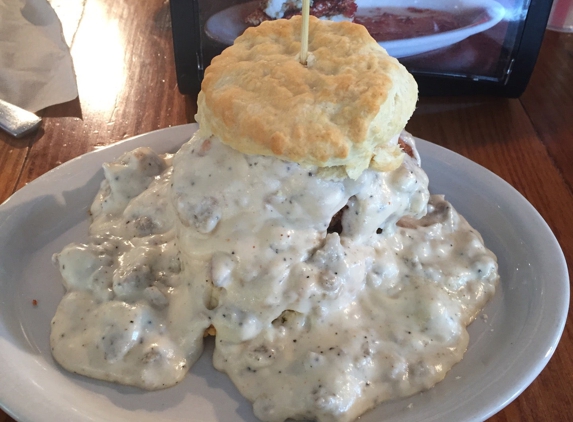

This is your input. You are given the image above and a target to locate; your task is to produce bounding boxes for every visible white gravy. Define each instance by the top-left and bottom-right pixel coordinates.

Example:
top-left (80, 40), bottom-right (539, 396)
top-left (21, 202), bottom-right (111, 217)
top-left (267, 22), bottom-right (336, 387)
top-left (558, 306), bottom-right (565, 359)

top-left (50, 132), bottom-right (498, 421)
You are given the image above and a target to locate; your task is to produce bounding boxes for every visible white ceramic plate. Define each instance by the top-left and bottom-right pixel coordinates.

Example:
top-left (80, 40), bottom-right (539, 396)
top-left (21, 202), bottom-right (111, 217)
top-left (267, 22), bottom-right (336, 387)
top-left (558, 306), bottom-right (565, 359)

top-left (204, 0), bottom-right (505, 58)
top-left (0, 124), bottom-right (568, 422)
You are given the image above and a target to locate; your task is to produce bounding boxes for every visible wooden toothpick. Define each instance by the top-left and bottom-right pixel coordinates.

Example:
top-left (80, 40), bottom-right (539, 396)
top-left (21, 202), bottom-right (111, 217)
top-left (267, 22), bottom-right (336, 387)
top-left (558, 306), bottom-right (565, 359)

top-left (300, 0), bottom-right (310, 65)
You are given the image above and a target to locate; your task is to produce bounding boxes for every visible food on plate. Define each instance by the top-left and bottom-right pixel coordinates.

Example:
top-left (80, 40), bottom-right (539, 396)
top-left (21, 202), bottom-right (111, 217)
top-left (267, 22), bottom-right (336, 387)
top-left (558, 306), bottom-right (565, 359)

top-left (197, 15), bottom-right (416, 179)
top-left (244, 1), bottom-right (464, 44)
top-left (50, 16), bottom-right (499, 422)
top-left (245, 0), bottom-right (358, 26)
top-left (354, 7), bottom-right (462, 42)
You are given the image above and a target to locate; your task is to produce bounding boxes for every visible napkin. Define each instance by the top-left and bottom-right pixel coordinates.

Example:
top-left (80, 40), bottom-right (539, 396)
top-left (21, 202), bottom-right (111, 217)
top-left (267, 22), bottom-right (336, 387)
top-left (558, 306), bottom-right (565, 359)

top-left (0, 0), bottom-right (78, 113)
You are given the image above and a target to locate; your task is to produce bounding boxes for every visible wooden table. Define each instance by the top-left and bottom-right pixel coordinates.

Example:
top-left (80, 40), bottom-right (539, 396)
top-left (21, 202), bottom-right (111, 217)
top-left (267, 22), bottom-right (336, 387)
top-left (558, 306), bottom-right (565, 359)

top-left (0, 1), bottom-right (571, 421)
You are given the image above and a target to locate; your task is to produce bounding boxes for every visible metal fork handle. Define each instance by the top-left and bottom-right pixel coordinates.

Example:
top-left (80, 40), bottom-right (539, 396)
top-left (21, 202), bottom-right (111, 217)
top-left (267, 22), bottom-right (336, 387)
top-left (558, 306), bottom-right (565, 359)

top-left (0, 98), bottom-right (42, 138)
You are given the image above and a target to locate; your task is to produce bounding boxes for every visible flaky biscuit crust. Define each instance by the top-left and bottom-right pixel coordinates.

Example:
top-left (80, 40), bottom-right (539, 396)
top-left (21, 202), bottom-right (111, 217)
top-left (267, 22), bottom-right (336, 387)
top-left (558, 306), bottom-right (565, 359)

top-left (197, 16), bottom-right (417, 178)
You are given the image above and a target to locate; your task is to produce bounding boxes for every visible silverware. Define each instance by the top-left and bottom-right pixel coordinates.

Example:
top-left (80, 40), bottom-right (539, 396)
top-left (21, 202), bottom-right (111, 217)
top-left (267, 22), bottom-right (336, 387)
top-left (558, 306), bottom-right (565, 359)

top-left (0, 98), bottom-right (42, 138)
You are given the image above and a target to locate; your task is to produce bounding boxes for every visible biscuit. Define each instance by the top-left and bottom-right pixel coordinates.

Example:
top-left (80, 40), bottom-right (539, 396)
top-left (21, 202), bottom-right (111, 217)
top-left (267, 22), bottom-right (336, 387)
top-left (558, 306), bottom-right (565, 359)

top-left (196, 16), bottom-right (417, 179)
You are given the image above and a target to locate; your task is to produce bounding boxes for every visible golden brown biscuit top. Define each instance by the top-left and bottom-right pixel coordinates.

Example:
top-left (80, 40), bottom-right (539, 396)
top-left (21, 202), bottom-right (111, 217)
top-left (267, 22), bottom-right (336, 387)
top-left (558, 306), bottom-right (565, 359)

top-left (196, 16), bottom-right (417, 178)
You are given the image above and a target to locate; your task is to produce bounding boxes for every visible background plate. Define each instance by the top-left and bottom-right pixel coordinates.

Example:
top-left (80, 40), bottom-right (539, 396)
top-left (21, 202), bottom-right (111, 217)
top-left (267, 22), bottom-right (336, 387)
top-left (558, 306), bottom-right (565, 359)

top-left (205, 0), bottom-right (506, 58)
top-left (0, 124), bottom-right (568, 422)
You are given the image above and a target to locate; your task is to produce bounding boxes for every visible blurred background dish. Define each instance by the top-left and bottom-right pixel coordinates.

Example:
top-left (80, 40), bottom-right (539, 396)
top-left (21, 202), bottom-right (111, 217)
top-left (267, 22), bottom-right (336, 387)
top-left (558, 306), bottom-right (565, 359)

top-left (205, 0), bottom-right (505, 58)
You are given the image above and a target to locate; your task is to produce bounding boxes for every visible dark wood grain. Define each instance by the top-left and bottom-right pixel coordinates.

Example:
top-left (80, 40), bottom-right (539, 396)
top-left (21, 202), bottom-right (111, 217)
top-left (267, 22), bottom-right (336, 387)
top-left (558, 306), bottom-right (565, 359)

top-left (520, 31), bottom-right (573, 193)
top-left (0, 1), bottom-right (572, 421)
top-left (0, 133), bottom-right (31, 204)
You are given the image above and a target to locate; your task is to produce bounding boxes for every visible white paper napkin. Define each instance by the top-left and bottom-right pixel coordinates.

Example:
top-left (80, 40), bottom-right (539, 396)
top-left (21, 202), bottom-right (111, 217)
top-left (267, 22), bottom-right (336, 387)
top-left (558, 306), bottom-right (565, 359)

top-left (0, 0), bottom-right (78, 113)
